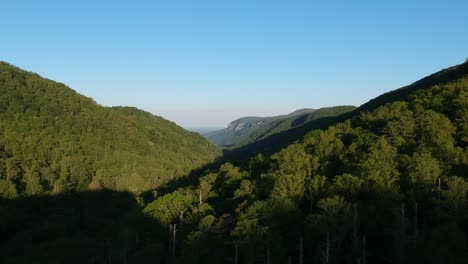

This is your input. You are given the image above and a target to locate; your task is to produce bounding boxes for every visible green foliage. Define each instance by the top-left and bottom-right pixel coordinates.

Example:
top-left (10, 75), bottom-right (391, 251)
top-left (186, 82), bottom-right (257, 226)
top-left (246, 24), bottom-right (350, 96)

top-left (360, 137), bottom-right (400, 190)
top-left (408, 151), bottom-right (442, 185)
top-left (0, 62), bottom-right (221, 197)
top-left (1, 60), bottom-right (468, 263)
top-left (332, 173), bottom-right (363, 201)
top-left (217, 162), bottom-right (249, 199)
top-left (310, 195), bottom-right (352, 230)
top-left (234, 179), bottom-right (255, 200)
top-left (305, 174), bottom-right (328, 207)
top-left (443, 176), bottom-right (468, 216)
top-left (144, 188), bottom-right (195, 225)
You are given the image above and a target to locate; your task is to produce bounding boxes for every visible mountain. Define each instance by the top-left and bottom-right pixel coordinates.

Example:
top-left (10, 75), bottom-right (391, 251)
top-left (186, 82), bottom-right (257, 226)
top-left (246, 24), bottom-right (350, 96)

top-left (228, 61), bottom-right (468, 162)
top-left (1, 60), bottom-right (467, 264)
top-left (139, 60), bottom-right (468, 263)
top-left (0, 62), bottom-right (221, 196)
top-left (204, 107), bottom-right (355, 148)
top-left (238, 106), bottom-right (356, 146)
top-left (203, 109), bottom-right (315, 147)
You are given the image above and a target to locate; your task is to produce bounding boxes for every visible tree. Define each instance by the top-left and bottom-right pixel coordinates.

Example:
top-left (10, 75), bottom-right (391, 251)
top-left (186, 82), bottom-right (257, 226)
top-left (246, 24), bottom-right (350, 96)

top-left (271, 173), bottom-right (306, 201)
top-left (231, 219), bottom-right (269, 264)
top-left (443, 176), bottom-right (468, 218)
top-left (199, 173), bottom-right (217, 203)
top-left (332, 174), bottom-right (363, 201)
top-left (307, 196), bottom-right (352, 264)
top-left (417, 110), bottom-right (456, 161)
top-left (271, 143), bottom-right (314, 177)
top-left (0, 179), bottom-right (17, 197)
top-left (360, 137), bottom-right (400, 190)
top-left (217, 163), bottom-right (248, 199)
top-left (23, 163), bottom-right (43, 195)
top-left (144, 189), bottom-right (194, 225)
top-left (305, 175), bottom-right (328, 211)
top-left (409, 151), bottom-right (442, 186)
top-left (234, 180), bottom-right (255, 200)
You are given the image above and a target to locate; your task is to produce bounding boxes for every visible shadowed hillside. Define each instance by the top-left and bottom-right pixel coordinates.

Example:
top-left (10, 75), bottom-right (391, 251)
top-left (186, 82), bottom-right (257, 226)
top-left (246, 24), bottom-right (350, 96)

top-left (0, 190), bottom-right (168, 264)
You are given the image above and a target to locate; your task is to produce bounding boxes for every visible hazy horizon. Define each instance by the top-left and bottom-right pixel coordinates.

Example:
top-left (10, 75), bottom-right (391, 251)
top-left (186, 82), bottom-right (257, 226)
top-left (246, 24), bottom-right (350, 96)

top-left (2, 1), bottom-right (467, 127)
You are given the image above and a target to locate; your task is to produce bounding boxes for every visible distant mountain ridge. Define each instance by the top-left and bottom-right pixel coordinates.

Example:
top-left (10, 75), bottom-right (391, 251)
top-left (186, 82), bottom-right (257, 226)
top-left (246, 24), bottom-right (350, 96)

top-left (227, 60), bottom-right (468, 162)
top-left (226, 108), bottom-right (316, 130)
top-left (204, 109), bottom-right (317, 147)
top-left (204, 107), bottom-right (356, 148)
top-left (238, 105), bottom-right (356, 146)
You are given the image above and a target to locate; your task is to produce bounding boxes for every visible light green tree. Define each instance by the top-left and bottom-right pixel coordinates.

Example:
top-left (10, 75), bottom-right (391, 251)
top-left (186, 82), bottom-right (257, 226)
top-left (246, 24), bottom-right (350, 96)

top-left (360, 137), bottom-right (400, 190)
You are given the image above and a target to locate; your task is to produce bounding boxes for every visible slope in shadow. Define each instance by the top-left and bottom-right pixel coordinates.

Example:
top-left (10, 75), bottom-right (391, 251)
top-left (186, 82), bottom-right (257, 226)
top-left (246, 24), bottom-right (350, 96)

top-left (0, 190), bottom-right (169, 264)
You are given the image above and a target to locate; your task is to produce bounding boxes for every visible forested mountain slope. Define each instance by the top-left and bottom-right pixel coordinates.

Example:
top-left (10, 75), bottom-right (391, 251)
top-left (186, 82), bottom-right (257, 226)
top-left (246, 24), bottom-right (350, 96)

top-left (1, 61), bottom-right (467, 264)
top-left (137, 60), bottom-right (468, 264)
top-left (0, 62), bottom-right (221, 196)
top-left (204, 109), bottom-right (316, 147)
top-left (227, 61), bottom-right (468, 163)
top-left (205, 107), bottom-right (355, 148)
top-left (238, 105), bottom-right (356, 146)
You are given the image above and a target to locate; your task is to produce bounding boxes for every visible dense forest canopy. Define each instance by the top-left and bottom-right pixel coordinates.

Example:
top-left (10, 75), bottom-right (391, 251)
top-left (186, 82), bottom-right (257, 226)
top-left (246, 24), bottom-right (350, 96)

top-left (141, 61), bottom-right (467, 264)
top-left (1, 60), bottom-right (467, 264)
top-left (0, 62), bottom-right (221, 196)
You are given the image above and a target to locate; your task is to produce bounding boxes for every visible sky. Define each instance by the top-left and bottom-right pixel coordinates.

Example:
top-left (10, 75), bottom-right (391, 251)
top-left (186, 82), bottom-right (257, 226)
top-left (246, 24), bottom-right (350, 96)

top-left (1, 0), bottom-right (467, 128)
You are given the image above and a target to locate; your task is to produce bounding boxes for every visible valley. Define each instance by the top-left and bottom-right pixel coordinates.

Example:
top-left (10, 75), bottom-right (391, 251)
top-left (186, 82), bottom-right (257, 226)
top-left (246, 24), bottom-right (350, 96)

top-left (1, 60), bottom-right (467, 263)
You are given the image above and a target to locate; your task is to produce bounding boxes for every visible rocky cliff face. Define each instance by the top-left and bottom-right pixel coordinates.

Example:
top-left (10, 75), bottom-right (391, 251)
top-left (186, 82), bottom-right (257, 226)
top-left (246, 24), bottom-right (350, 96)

top-left (203, 107), bottom-right (358, 148)
top-left (227, 119), bottom-right (266, 131)
top-left (203, 110), bottom-right (317, 147)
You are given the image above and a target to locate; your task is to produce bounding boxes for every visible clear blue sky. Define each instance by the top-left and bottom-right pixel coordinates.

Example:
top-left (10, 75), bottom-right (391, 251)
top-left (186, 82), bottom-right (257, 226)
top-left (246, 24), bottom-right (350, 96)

top-left (2, 0), bottom-right (467, 128)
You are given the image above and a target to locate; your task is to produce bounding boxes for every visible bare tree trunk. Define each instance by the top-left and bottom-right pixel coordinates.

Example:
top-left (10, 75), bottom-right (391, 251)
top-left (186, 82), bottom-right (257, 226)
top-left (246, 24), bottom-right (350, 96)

top-left (235, 244), bottom-right (238, 264)
top-left (267, 248), bottom-right (271, 264)
top-left (438, 178), bottom-right (441, 203)
top-left (353, 204), bottom-right (359, 264)
top-left (122, 242), bottom-right (127, 264)
top-left (353, 204), bottom-right (358, 243)
top-left (179, 210), bottom-right (184, 223)
top-left (107, 241), bottom-right (112, 264)
top-left (438, 177), bottom-right (441, 222)
top-left (321, 232), bottom-right (330, 264)
top-left (199, 189), bottom-right (202, 206)
top-left (169, 224), bottom-right (172, 256)
top-left (396, 203), bottom-right (406, 264)
top-left (172, 224), bottom-right (177, 257)
top-left (362, 235), bottom-right (366, 264)
top-left (414, 202), bottom-right (418, 237)
top-left (326, 233), bottom-right (330, 264)
top-left (299, 237), bottom-right (303, 264)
